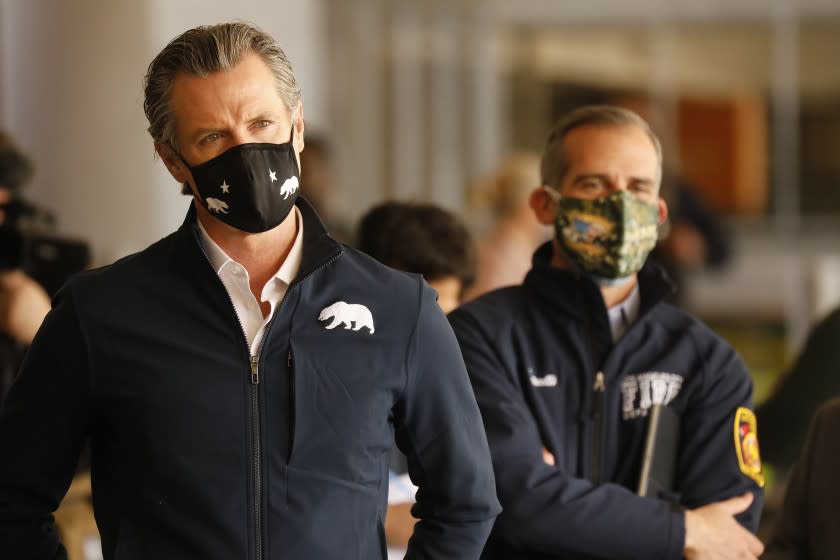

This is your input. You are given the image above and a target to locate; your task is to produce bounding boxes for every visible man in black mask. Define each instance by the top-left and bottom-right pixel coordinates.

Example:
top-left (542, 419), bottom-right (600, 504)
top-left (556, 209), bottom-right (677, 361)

top-left (0, 22), bottom-right (499, 560)
top-left (449, 105), bottom-right (764, 560)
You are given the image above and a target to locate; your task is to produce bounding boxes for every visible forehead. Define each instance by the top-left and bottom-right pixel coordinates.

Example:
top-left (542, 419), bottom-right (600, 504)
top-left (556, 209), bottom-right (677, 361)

top-left (561, 123), bottom-right (659, 178)
top-left (169, 51), bottom-right (287, 131)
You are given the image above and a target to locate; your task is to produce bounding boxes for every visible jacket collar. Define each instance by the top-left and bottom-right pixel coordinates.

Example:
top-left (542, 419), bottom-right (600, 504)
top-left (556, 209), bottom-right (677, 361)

top-left (523, 241), bottom-right (675, 320)
top-left (177, 196), bottom-right (344, 284)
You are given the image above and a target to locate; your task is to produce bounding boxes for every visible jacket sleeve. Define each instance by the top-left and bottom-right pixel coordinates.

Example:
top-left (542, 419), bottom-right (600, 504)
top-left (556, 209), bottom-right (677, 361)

top-left (760, 401), bottom-right (832, 560)
top-left (756, 308), bottom-right (840, 470)
top-left (677, 328), bottom-right (763, 530)
top-left (448, 308), bottom-right (685, 560)
top-left (394, 282), bottom-right (501, 560)
top-left (0, 287), bottom-right (91, 558)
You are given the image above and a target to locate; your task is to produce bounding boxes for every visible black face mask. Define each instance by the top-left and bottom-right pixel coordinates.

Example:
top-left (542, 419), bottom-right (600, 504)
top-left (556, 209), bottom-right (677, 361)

top-left (186, 125), bottom-right (300, 233)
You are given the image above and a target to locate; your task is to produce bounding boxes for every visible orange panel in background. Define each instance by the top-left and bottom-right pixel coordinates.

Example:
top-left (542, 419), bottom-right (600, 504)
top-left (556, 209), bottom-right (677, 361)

top-left (678, 95), bottom-right (768, 216)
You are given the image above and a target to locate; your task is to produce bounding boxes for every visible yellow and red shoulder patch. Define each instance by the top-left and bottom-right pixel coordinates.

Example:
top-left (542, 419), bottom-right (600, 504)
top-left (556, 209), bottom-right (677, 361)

top-left (734, 407), bottom-right (764, 487)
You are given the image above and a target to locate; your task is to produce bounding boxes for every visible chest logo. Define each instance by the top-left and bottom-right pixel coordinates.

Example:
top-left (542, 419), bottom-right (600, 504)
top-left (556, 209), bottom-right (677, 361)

top-left (529, 373), bottom-right (558, 388)
top-left (318, 301), bottom-right (375, 334)
top-left (621, 372), bottom-right (682, 420)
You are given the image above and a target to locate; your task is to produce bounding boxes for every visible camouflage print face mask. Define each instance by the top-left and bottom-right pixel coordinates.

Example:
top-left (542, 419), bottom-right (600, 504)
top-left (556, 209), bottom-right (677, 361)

top-left (552, 189), bottom-right (660, 280)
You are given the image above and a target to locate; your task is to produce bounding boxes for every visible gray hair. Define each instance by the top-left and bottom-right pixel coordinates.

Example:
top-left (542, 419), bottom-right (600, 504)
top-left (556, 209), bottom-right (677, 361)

top-left (540, 105), bottom-right (663, 188)
top-left (143, 21), bottom-right (301, 151)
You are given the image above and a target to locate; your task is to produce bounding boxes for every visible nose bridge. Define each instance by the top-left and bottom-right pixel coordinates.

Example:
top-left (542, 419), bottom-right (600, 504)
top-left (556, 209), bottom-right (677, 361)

top-left (230, 127), bottom-right (253, 146)
top-left (607, 175), bottom-right (627, 193)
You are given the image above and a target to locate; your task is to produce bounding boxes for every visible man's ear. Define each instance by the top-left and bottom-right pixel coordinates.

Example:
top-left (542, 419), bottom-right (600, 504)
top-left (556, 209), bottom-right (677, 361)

top-left (658, 197), bottom-right (669, 225)
top-left (293, 102), bottom-right (305, 154)
top-left (155, 143), bottom-right (190, 184)
top-left (529, 187), bottom-right (558, 226)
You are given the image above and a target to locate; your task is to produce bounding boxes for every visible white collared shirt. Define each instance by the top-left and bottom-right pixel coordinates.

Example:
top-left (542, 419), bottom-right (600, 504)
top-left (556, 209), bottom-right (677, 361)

top-left (197, 207), bottom-right (304, 354)
top-left (606, 282), bottom-right (641, 342)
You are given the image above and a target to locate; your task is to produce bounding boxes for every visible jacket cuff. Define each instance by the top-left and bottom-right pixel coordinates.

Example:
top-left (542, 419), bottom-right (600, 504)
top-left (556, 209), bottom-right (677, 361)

top-left (665, 507), bottom-right (686, 560)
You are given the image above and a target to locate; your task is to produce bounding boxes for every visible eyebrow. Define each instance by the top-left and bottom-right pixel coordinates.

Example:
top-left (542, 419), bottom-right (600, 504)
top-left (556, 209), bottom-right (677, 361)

top-left (572, 174), bottom-right (656, 186)
top-left (189, 127), bottom-right (224, 142)
top-left (571, 174), bottom-right (610, 185)
top-left (186, 112), bottom-right (283, 144)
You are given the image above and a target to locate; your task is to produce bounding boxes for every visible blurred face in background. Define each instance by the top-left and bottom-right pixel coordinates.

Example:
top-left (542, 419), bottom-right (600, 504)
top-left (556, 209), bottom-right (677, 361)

top-left (428, 276), bottom-right (463, 315)
top-left (0, 187), bottom-right (13, 225)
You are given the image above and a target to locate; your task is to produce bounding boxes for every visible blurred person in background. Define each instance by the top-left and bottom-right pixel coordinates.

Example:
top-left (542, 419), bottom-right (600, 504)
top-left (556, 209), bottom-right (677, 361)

top-left (757, 307), bottom-right (840, 475)
top-left (762, 397), bottom-right (840, 559)
top-left (654, 170), bottom-right (731, 274)
top-left (449, 105), bottom-right (765, 560)
top-left (0, 131), bottom-right (51, 403)
top-left (755, 306), bottom-right (840, 541)
top-left (357, 200), bottom-right (477, 314)
top-left (0, 133), bottom-right (96, 560)
top-left (356, 200), bottom-right (478, 558)
top-left (650, 168), bottom-right (733, 307)
top-left (463, 152), bottom-right (551, 301)
top-left (298, 132), bottom-right (352, 241)
top-left (0, 21), bottom-right (499, 560)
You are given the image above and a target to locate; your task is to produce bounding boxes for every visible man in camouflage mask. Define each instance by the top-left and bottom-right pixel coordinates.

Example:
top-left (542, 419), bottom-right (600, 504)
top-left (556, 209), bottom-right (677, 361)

top-left (449, 105), bottom-right (765, 560)
top-left (546, 189), bottom-right (660, 281)
top-left (537, 107), bottom-right (665, 286)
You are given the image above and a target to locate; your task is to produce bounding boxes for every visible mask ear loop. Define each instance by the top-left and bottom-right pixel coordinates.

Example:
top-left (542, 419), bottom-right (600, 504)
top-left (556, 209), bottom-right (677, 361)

top-left (165, 144), bottom-right (195, 196)
top-left (543, 185), bottom-right (562, 203)
top-left (657, 216), bottom-right (671, 241)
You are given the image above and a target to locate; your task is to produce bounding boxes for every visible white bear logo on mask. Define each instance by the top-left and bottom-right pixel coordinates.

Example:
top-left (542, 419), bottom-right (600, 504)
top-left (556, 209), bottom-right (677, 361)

top-left (206, 197), bottom-right (230, 214)
top-left (318, 301), bottom-right (375, 334)
top-left (279, 176), bottom-right (299, 199)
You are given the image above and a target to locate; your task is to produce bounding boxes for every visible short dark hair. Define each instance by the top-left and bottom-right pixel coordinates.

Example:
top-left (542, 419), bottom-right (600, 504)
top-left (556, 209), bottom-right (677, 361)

top-left (541, 104), bottom-right (662, 188)
top-left (357, 201), bottom-right (477, 295)
top-left (0, 131), bottom-right (34, 192)
top-left (144, 21), bottom-right (301, 151)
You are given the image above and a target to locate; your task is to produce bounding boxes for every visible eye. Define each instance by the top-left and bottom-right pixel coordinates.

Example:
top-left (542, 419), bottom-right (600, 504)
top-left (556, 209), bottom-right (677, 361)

top-left (201, 132), bottom-right (222, 145)
top-left (253, 120), bottom-right (272, 129)
top-left (630, 181), bottom-right (654, 195)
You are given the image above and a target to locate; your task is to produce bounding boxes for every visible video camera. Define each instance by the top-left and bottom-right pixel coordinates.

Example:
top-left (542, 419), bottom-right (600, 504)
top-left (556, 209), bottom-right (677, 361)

top-left (0, 199), bottom-right (90, 296)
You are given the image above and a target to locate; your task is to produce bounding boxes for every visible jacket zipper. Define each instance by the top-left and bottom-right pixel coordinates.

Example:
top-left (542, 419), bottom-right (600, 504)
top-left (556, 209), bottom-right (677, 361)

top-left (591, 371), bottom-right (605, 484)
top-left (244, 254), bottom-right (339, 560)
top-left (193, 233), bottom-right (265, 560)
top-left (249, 356), bottom-right (263, 560)
top-left (286, 347), bottom-right (295, 463)
top-left (193, 228), bottom-right (342, 560)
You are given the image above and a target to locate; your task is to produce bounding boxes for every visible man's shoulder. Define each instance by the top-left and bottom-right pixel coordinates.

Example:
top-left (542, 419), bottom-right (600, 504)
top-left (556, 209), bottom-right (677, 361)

top-left (320, 245), bottom-right (434, 315)
top-left (644, 303), bottom-right (751, 396)
top-left (336, 245), bottom-right (425, 291)
top-left (60, 231), bottom-right (183, 297)
top-left (648, 301), bottom-right (729, 347)
top-left (449, 285), bottom-right (527, 334)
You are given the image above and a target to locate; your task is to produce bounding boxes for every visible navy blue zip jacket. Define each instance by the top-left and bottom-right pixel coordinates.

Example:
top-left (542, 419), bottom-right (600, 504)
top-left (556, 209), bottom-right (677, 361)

top-left (448, 243), bottom-right (763, 560)
top-left (0, 199), bottom-right (500, 560)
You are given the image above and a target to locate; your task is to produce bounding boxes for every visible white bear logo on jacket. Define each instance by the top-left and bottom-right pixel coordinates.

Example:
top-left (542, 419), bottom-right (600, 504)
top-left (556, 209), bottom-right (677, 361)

top-left (318, 301), bottom-right (375, 334)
